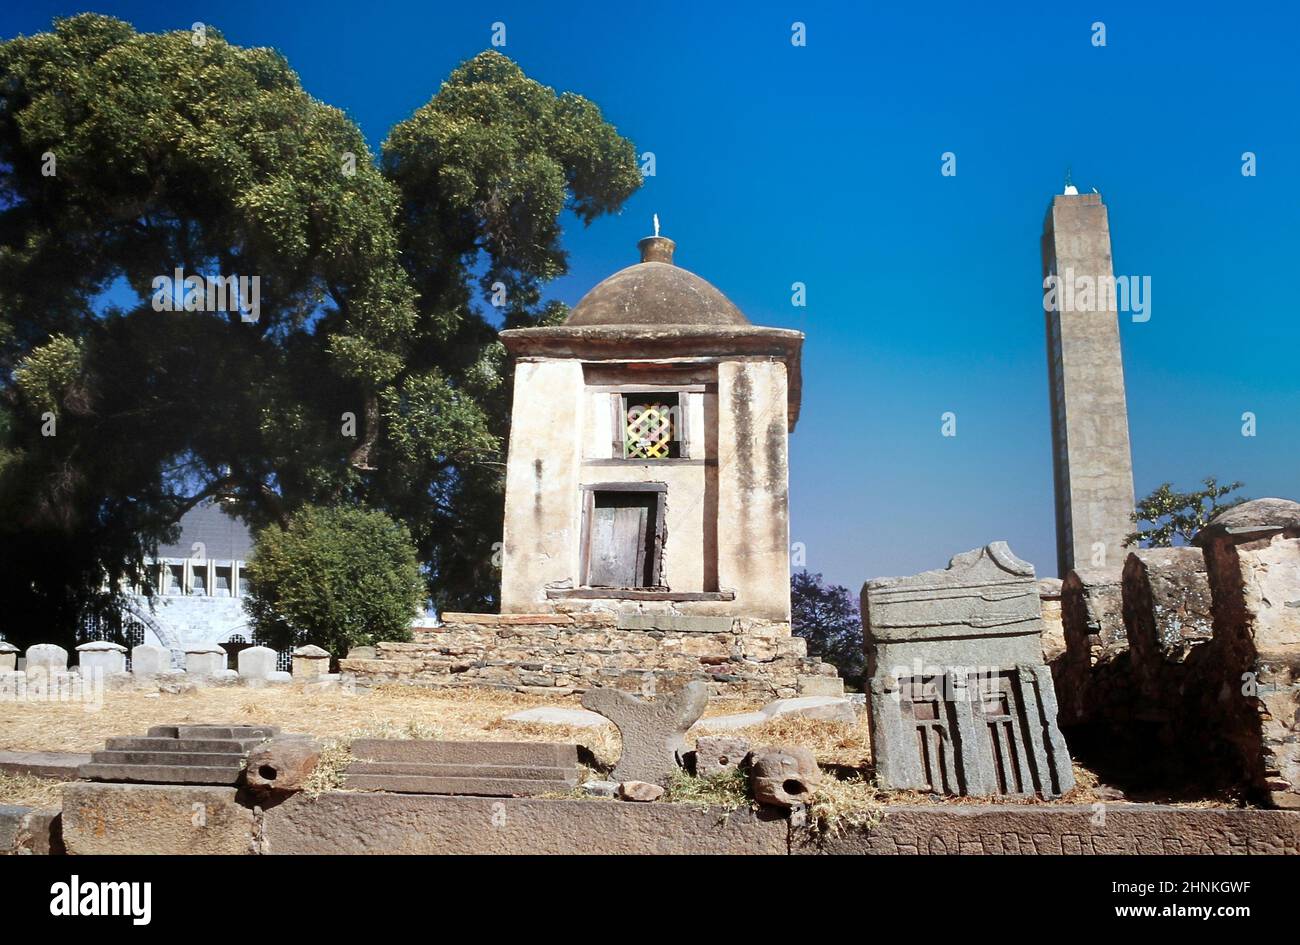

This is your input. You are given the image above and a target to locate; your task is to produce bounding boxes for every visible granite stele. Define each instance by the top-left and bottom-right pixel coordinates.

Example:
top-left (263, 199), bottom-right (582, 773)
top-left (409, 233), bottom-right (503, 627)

top-left (861, 541), bottom-right (1074, 799)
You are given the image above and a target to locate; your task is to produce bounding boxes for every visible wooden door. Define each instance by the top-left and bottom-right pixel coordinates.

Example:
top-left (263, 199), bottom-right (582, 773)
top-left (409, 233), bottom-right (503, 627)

top-left (586, 492), bottom-right (658, 587)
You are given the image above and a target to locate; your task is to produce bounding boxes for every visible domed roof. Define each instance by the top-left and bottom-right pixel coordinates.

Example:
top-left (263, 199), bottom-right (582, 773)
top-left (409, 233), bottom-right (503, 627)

top-left (566, 235), bottom-right (750, 328)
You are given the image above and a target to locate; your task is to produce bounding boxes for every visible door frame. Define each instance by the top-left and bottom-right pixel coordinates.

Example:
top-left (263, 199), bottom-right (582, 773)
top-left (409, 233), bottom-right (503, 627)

top-left (579, 482), bottom-right (668, 589)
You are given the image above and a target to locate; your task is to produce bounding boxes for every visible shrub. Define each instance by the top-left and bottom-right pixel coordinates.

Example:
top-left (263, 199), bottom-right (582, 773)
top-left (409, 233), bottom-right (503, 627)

top-left (245, 505), bottom-right (422, 656)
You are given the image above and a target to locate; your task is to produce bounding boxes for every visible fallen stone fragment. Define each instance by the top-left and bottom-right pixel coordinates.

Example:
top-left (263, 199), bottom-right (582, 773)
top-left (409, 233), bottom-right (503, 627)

top-left (749, 745), bottom-right (820, 808)
top-left (617, 780), bottom-right (665, 802)
top-left (581, 780), bottom-right (619, 798)
top-left (694, 736), bottom-right (751, 777)
top-left (245, 736), bottom-right (323, 793)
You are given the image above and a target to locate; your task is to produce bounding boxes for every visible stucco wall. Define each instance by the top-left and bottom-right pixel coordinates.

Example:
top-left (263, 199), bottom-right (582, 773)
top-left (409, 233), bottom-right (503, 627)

top-left (500, 360), bottom-right (585, 612)
top-left (716, 360), bottom-right (791, 620)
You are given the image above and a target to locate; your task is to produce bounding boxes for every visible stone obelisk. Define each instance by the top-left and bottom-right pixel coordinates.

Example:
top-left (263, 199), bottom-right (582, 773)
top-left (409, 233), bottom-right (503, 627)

top-left (1041, 185), bottom-right (1136, 576)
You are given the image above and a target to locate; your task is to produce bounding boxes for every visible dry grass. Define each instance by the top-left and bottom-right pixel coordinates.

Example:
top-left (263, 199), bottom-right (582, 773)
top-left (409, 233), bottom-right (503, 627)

top-left (0, 684), bottom-right (1232, 811)
top-left (0, 772), bottom-right (65, 808)
top-left (0, 684), bottom-right (588, 754)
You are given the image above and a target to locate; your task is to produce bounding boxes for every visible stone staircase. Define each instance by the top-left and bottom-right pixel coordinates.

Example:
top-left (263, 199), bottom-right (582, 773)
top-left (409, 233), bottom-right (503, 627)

top-left (79, 725), bottom-right (278, 786)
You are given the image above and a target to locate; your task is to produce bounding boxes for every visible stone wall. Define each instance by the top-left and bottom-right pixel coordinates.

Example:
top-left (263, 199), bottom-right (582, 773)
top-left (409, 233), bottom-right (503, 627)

top-left (1053, 500), bottom-right (1300, 808)
top-left (46, 784), bottom-right (1300, 855)
top-left (339, 610), bottom-right (838, 699)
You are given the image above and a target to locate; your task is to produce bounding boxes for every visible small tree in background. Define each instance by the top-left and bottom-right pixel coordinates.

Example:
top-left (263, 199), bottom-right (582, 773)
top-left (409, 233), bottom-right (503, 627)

top-left (1126, 477), bottom-right (1247, 548)
top-left (245, 505), bottom-right (422, 656)
top-left (791, 570), bottom-right (864, 688)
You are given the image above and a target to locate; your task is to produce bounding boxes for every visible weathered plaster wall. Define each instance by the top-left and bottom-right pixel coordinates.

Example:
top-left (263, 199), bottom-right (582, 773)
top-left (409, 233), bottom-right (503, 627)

top-left (500, 360), bottom-right (585, 612)
top-left (716, 359), bottom-right (791, 621)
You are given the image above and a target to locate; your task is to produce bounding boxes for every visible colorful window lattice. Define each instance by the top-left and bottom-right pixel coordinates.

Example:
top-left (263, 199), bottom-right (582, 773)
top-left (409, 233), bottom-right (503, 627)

top-left (624, 401), bottom-right (676, 459)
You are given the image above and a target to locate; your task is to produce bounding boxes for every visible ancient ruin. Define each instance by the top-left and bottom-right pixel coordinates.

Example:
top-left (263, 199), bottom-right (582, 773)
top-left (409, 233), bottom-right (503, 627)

top-left (862, 542), bottom-right (1074, 798)
top-left (1054, 498), bottom-right (1300, 808)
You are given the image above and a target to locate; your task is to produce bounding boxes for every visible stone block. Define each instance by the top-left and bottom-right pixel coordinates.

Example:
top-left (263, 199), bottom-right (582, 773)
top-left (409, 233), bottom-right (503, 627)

top-left (0, 805), bottom-right (62, 855)
top-left (185, 645), bottom-right (227, 676)
top-left (61, 782), bottom-right (255, 855)
top-left (25, 643), bottom-right (68, 676)
top-left (291, 644), bottom-right (330, 678)
top-left (1123, 547), bottom-right (1214, 672)
top-left (761, 695), bottom-right (855, 723)
top-left (0, 641), bottom-right (17, 673)
top-left (796, 674), bottom-right (844, 697)
top-left (791, 804), bottom-right (1300, 856)
top-left (76, 640), bottom-right (127, 676)
top-left (349, 739), bottom-right (577, 768)
top-left (237, 645), bottom-right (278, 680)
top-left (131, 644), bottom-right (172, 676)
top-left (0, 750), bottom-right (91, 780)
top-left (345, 645), bottom-right (377, 660)
top-left (693, 736), bottom-right (750, 777)
top-left (246, 736), bottom-right (322, 793)
top-left (261, 793), bottom-right (788, 855)
top-left (77, 762), bottom-right (245, 785)
top-left (582, 681), bottom-right (710, 785)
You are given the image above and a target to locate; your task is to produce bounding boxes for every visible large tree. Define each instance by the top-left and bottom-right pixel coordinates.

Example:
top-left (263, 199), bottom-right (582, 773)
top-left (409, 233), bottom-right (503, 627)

top-left (0, 15), bottom-right (640, 647)
top-left (791, 571), bottom-right (864, 688)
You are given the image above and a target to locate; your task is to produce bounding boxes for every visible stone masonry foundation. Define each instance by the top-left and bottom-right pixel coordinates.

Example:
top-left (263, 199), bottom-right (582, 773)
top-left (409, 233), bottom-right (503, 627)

top-left (339, 611), bottom-right (840, 699)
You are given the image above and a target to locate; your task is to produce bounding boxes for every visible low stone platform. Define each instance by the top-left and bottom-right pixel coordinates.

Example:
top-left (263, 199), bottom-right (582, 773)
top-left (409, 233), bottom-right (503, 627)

top-left (78, 724), bottom-right (280, 786)
top-left (0, 750), bottom-right (91, 780)
top-left (343, 739), bottom-right (579, 796)
top-left (340, 611), bottom-right (840, 698)
top-left (49, 783), bottom-right (1300, 855)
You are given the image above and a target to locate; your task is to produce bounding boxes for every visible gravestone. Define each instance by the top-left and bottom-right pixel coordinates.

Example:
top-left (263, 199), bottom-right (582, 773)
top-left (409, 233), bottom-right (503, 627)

top-left (0, 641), bottom-right (17, 673)
top-left (238, 646), bottom-right (278, 680)
top-left (131, 644), bottom-right (172, 677)
top-left (862, 542), bottom-right (1074, 798)
top-left (582, 681), bottom-right (710, 785)
top-left (186, 645), bottom-right (227, 676)
top-left (25, 644), bottom-right (68, 677)
top-left (76, 641), bottom-right (127, 676)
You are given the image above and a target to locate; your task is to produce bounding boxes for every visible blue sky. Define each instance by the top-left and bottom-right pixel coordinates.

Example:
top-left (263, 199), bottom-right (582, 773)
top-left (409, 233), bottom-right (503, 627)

top-left (4, 1), bottom-right (1297, 588)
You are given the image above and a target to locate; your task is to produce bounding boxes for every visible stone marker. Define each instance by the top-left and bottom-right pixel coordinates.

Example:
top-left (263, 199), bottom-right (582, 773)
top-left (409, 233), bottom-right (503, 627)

top-left (131, 644), bottom-right (172, 677)
top-left (582, 681), bottom-right (710, 785)
top-left (291, 644), bottom-right (330, 678)
top-left (76, 640), bottom-right (127, 676)
top-left (694, 736), bottom-right (750, 778)
top-left (749, 745), bottom-right (820, 807)
top-left (186, 644), bottom-right (228, 676)
top-left (862, 541), bottom-right (1075, 799)
top-left (0, 641), bottom-right (17, 673)
top-left (245, 736), bottom-right (322, 793)
top-left (25, 643), bottom-right (68, 677)
top-left (617, 780), bottom-right (664, 802)
top-left (238, 645), bottom-right (278, 680)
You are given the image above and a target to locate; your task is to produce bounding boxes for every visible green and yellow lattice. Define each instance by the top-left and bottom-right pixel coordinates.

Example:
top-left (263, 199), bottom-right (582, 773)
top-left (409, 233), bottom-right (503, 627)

top-left (625, 404), bottom-right (674, 458)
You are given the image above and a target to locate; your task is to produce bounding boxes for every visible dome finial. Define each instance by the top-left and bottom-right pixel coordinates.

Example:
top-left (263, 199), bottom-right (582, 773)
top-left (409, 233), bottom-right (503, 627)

top-left (637, 222), bottom-right (675, 265)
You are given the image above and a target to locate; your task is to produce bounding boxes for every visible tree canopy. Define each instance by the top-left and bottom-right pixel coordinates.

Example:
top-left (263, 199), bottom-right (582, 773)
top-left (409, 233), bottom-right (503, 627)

top-left (1126, 477), bottom-right (1247, 548)
top-left (0, 15), bottom-right (641, 648)
top-left (791, 571), bottom-right (864, 688)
